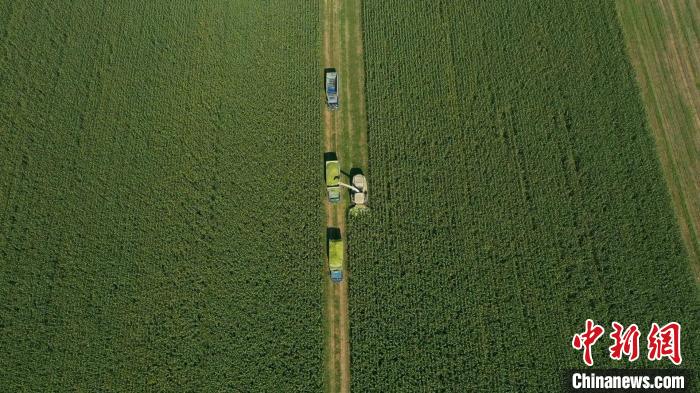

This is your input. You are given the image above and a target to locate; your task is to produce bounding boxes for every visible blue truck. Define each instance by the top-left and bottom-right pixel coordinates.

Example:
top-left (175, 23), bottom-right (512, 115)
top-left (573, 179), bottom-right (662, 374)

top-left (325, 69), bottom-right (339, 110)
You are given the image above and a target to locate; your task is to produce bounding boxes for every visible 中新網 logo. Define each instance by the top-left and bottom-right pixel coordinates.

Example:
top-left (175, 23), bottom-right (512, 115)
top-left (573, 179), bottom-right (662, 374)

top-left (571, 319), bottom-right (681, 366)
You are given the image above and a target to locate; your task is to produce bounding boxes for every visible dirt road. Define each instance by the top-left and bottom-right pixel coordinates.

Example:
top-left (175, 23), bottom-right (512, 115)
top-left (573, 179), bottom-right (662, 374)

top-left (322, 0), bottom-right (368, 391)
top-left (322, 0), bottom-right (346, 391)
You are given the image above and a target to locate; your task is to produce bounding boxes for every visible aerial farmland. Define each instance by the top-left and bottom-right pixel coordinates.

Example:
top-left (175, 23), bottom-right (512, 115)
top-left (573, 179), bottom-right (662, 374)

top-left (1, 1), bottom-right (698, 392)
top-left (0, 2), bottom-right (322, 391)
top-left (349, 0), bottom-right (699, 391)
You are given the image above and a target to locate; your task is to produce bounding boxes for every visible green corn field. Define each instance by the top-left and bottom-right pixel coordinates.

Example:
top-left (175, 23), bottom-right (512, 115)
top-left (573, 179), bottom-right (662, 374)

top-left (1, 0), bottom-right (698, 391)
top-left (348, 0), bottom-right (699, 391)
top-left (0, 1), bottom-right (322, 391)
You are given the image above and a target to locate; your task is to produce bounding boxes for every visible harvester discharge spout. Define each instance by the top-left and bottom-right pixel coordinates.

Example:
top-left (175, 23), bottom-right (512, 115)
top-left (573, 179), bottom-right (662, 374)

top-left (338, 182), bottom-right (361, 193)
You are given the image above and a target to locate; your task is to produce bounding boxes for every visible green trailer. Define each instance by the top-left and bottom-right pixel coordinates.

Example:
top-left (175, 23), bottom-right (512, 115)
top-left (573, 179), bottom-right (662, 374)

top-left (329, 238), bottom-right (344, 282)
top-left (325, 159), bottom-right (340, 204)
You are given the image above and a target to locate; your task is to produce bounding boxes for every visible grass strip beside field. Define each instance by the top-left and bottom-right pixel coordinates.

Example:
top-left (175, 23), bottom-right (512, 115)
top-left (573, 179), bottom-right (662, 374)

top-left (616, 0), bottom-right (700, 280)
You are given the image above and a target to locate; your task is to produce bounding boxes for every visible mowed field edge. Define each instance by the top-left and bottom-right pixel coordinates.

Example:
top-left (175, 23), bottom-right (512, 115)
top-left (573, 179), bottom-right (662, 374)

top-left (616, 0), bottom-right (700, 280)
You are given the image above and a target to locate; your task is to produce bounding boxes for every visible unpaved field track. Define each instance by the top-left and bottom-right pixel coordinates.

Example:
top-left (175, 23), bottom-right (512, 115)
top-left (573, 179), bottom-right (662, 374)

top-left (322, 0), bottom-right (347, 392)
top-left (322, 0), bottom-right (368, 391)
